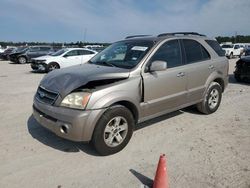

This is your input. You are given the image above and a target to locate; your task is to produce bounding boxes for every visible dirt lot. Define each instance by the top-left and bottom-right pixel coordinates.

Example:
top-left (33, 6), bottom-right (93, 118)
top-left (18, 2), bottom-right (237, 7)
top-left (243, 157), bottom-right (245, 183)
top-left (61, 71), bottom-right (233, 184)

top-left (0, 59), bottom-right (249, 188)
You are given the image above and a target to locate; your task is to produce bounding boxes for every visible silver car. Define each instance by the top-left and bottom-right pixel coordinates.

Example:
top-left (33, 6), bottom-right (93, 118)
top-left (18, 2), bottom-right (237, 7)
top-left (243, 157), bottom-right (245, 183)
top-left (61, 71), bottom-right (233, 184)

top-left (33, 32), bottom-right (228, 155)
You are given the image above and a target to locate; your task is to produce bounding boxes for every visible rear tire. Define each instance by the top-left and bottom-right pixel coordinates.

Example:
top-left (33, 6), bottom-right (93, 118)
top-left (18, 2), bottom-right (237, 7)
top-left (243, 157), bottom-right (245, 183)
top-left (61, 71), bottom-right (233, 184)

top-left (18, 56), bottom-right (27, 64)
top-left (47, 62), bottom-right (60, 72)
top-left (234, 74), bottom-right (242, 82)
top-left (92, 105), bottom-right (134, 156)
top-left (197, 82), bottom-right (222, 114)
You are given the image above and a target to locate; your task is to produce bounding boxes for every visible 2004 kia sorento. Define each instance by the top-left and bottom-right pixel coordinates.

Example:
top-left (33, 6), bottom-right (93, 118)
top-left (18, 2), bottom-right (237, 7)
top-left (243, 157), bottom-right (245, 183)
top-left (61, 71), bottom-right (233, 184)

top-left (33, 32), bottom-right (229, 155)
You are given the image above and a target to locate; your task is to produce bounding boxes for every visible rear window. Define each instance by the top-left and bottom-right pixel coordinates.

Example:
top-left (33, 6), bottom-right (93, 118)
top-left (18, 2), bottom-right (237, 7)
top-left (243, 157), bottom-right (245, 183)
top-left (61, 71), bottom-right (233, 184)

top-left (206, 40), bottom-right (225, 57)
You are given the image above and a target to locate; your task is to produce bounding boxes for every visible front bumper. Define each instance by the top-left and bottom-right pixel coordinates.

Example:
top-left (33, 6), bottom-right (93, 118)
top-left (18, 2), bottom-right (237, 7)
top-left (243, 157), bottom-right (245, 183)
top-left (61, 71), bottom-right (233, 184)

top-left (9, 56), bottom-right (18, 63)
top-left (31, 62), bottom-right (47, 71)
top-left (33, 99), bottom-right (106, 142)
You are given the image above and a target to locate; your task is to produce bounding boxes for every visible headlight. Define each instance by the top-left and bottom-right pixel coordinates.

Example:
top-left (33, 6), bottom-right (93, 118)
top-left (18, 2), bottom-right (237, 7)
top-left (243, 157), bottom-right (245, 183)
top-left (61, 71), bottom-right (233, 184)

top-left (60, 92), bottom-right (91, 110)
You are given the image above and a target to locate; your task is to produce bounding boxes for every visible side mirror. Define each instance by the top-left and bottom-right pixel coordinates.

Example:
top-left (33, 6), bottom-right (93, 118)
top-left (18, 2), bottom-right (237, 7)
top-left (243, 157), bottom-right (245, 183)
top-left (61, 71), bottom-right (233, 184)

top-left (149, 60), bottom-right (167, 72)
top-left (63, 54), bottom-right (68, 58)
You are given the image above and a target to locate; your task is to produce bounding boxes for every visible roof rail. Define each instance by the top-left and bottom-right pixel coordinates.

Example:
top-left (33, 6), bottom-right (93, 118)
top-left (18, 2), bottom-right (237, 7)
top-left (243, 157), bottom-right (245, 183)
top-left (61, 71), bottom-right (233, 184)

top-left (125, 35), bottom-right (151, 39)
top-left (158, 32), bottom-right (206, 37)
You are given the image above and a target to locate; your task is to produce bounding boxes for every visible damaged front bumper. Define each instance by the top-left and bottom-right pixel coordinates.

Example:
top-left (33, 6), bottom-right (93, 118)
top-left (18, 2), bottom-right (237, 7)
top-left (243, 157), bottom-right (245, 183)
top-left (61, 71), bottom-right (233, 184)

top-left (33, 99), bottom-right (106, 142)
top-left (31, 61), bottom-right (47, 71)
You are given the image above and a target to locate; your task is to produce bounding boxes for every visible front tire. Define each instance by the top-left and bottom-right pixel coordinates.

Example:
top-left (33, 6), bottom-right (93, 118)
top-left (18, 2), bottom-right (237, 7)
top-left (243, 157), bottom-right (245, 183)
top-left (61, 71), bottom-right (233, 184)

top-left (18, 56), bottom-right (27, 64)
top-left (47, 62), bottom-right (60, 72)
top-left (229, 52), bottom-right (233, 59)
top-left (197, 82), bottom-right (222, 114)
top-left (92, 105), bottom-right (134, 156)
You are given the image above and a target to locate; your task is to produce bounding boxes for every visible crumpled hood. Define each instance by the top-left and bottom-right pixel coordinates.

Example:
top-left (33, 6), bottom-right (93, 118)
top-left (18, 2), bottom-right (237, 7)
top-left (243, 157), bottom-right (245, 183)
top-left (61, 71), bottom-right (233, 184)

top-left (40, 63), bottom-right (130, 98)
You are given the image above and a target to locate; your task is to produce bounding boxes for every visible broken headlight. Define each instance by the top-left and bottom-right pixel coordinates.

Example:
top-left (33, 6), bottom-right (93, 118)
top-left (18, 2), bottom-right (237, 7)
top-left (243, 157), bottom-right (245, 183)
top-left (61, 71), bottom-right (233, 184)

top-left (60, 92), bottom-right (91, 110)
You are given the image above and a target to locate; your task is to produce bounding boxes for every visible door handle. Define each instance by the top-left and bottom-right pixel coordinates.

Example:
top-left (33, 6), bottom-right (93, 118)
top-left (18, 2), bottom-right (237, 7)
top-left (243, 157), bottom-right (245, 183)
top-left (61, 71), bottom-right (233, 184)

top-left (177, 72), bottom-right (185, 77)
top-left (209, 65), bottom-right (214, 69)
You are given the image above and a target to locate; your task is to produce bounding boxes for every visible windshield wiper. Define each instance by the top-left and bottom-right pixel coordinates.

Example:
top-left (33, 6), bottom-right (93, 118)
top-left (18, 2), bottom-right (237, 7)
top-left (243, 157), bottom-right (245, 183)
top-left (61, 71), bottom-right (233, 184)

top-left (90, 60), bottom-right (117, 67)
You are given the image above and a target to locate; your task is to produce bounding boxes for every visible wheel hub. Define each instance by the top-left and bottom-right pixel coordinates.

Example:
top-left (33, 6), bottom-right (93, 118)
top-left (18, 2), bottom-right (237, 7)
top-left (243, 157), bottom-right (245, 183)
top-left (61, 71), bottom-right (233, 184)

top-left (103, 116), bottom-right (128, 147)
top-left (208, 88), bottom-right (219, 109)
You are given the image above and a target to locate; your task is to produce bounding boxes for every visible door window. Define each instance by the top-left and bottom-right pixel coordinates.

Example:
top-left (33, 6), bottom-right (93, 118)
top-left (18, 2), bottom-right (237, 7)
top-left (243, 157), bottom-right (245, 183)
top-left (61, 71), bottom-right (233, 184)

top-left (78, 50), bottom-right (95, 55)
top-left (40, 47), bottom-right (51, 51)
top-left (150, 40), bottom-right (182, 68)
top-left (234, 45), bottom-right (239, 49)
top-left (29, 47), bottom-right (40, 52)
top-left (183, 39), bottom-right (210, 64)
top-left (65, 50), bottom-right (78, 57)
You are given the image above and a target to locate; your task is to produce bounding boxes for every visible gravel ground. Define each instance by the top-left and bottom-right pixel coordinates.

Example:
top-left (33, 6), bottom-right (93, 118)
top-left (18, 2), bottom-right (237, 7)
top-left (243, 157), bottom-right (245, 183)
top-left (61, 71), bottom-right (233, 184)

top-left (0, 59), bottom-right (249, 188)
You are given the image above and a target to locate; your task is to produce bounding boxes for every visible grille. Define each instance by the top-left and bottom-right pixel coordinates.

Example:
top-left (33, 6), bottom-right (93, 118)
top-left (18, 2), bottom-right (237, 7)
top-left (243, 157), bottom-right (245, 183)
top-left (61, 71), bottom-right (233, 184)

top-left (33, 105), bottom-right (57, 122)
top-left (35, 86), bottom-right (59, 105)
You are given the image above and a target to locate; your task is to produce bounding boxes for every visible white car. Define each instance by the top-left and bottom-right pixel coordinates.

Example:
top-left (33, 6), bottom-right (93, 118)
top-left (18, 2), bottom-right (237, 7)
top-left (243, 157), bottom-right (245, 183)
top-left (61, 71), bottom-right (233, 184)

top-left (0, 48), bottom-right (5, 53)
top-left (221, 44), bottom-right (244, 59)
top-left (31, 48), bottom-right (97, 72)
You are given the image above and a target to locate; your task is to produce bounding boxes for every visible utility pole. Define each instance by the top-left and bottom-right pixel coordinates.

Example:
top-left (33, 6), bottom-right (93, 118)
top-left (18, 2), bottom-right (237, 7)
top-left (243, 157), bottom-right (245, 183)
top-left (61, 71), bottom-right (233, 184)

top-left (234, 31), bottom-right (237, 43)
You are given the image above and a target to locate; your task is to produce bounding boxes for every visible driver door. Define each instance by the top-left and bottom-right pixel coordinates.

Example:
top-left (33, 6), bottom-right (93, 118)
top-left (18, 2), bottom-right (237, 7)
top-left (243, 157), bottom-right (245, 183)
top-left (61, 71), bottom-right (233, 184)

top-left (141, 39), bottom-right (188, 118)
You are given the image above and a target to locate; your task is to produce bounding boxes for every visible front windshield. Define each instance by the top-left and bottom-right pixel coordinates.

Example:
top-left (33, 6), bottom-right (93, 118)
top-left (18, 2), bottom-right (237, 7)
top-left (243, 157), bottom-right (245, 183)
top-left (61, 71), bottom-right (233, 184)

top-left (221, 45), bottom-right (233, 48)
top-left (51, 49), bottom-right (68, 56)
top-left (89, 40), bottom-right (154, 69)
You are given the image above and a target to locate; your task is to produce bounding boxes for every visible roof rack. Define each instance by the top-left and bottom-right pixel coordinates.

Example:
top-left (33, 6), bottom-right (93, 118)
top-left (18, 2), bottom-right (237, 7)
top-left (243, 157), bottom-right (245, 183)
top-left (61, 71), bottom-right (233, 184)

top-left (157, 32), bottom-right (206, 37)
top-left (125, 35), bottom-right (151, 39)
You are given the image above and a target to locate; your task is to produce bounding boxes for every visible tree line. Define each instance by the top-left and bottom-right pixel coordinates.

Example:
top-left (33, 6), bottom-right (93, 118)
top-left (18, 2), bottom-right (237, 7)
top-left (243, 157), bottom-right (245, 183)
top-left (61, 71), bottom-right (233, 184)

top-left (1, 35), bottom-right (250, 47)
top-left (216, 35), bottom-right (250, 43)
top-left (0, 41), bottom-right (111, 48)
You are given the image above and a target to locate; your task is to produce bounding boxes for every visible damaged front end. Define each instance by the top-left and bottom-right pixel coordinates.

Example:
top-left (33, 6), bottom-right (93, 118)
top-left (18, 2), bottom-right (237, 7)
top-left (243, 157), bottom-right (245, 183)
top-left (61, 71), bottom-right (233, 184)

top-left (59, 78), bottom-right (128, 110)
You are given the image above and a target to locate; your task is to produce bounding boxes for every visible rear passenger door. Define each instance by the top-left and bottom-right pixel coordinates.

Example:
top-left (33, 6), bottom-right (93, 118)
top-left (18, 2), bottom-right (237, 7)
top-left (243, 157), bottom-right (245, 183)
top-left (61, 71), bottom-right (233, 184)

top-left (78, 49), bottom-right (96, 64)
top-left (142, 39), bottom-right (188, 118)
top-left (181, 39), bottom-right (213, 102)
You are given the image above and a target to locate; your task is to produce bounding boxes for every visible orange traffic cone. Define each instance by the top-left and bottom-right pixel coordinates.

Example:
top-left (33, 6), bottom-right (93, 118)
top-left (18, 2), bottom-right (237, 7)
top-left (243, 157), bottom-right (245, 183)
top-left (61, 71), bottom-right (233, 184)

top-left (153, 154), bottom-right (169, 188)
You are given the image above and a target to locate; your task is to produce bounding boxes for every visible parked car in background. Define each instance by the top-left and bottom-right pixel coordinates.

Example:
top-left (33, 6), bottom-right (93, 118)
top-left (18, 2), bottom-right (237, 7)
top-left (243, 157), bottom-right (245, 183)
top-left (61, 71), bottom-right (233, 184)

top-left (85, 45), bottom-right (106, 52)
top-left (221, 44), bottom-right (244, 59)
top-left (32, 32), bottom-right (228, 155)
top-left (31, 48), bottom-right (97, 72)
top-left (0, 47), bottom-right (16, 60)
top-left (0, 47), bottom-right (5, 53)
top-left (244, 48), bottom-right (250, 56)
top-left (9, 46), bottom-right (54, 64)
top-left (234, 56), bottom-right (250, 82)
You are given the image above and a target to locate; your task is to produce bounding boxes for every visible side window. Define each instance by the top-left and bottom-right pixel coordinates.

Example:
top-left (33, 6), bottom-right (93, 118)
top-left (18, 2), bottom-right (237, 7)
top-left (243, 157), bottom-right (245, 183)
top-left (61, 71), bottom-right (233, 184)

top-left (150, 40), bottom-right (182, 68)
top-left (29, 47), bottom-right (40, 52)
top-left (234, 45), bottom-right (239, 49)
top-left (78, 50), bottom-right (94, 55)
top-left (65, 50), bottom-right (78, 57)
top-left (183, 39), bottom-right (210, 64)
top-left (205, 40), bottom-right (225, 57)
top-left (40, 47), bottom-right (51, 51)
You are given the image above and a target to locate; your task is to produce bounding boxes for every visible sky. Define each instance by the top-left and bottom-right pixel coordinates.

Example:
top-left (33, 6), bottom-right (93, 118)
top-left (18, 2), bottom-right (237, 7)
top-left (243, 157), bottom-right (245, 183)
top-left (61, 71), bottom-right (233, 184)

top-left (0, 0), bottom-right (250, 43)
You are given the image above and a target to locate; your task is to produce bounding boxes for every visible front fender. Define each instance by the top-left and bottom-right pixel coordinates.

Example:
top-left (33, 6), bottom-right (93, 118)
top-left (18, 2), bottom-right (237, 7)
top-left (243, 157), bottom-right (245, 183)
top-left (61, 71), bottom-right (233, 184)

top-left (86, 77), bottom-right (142, 115)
